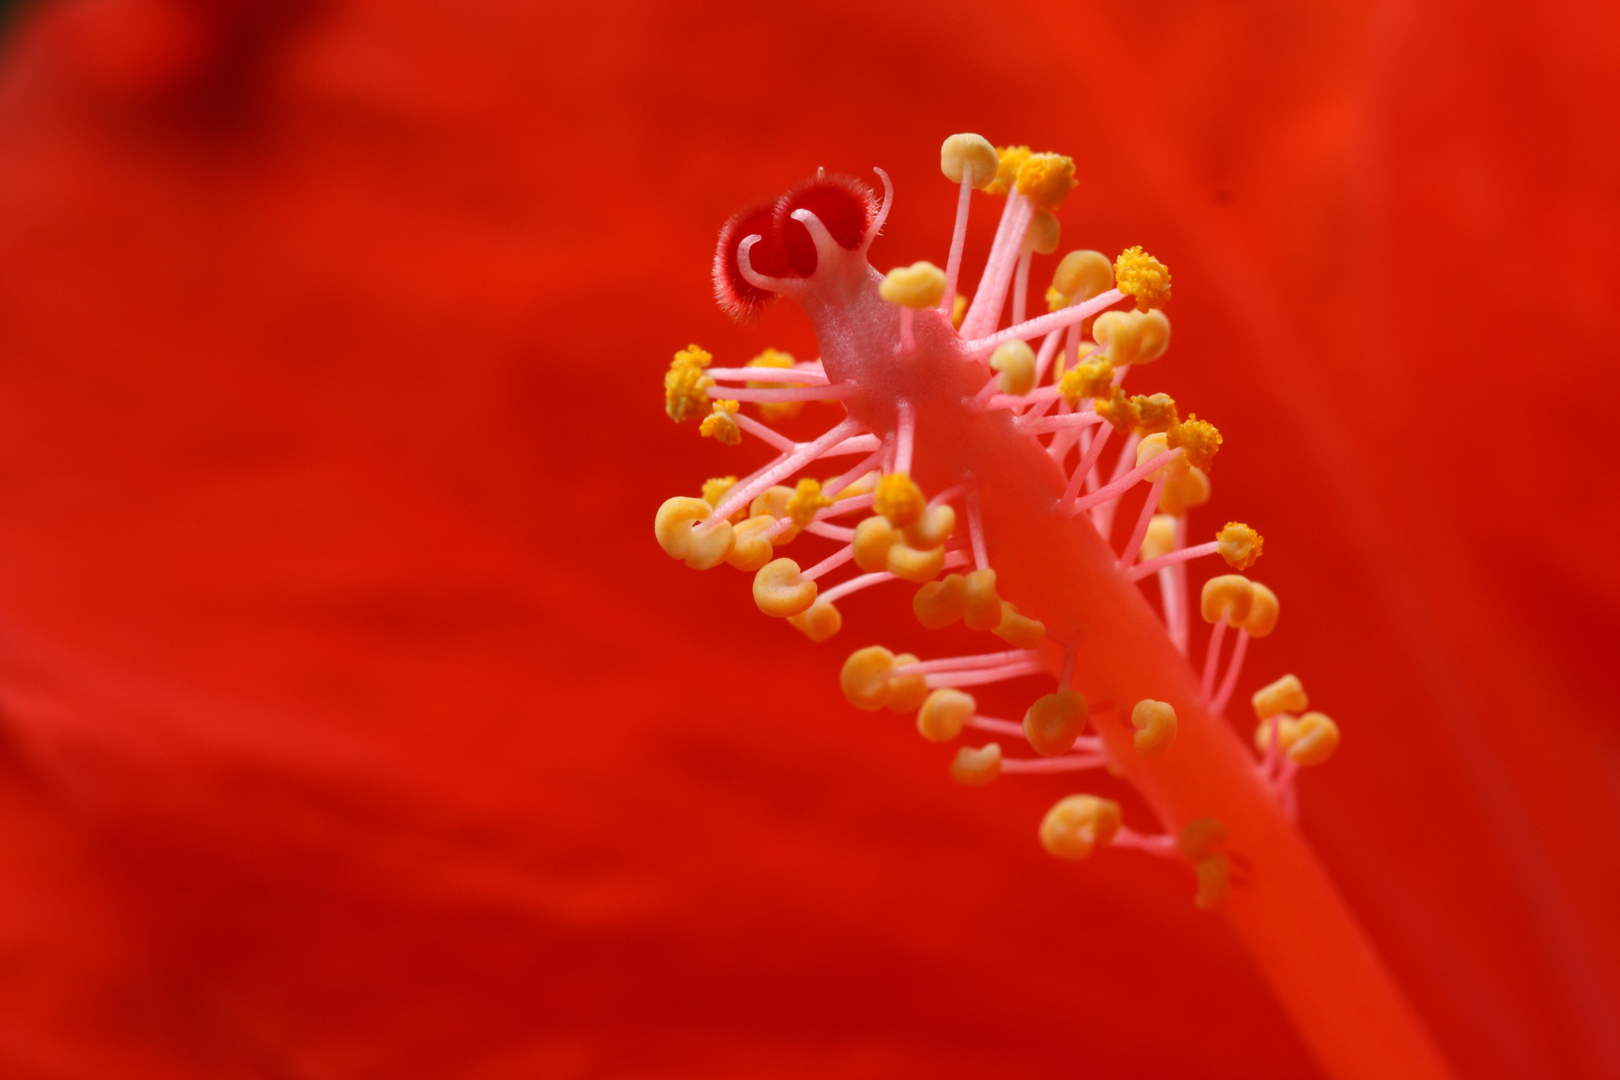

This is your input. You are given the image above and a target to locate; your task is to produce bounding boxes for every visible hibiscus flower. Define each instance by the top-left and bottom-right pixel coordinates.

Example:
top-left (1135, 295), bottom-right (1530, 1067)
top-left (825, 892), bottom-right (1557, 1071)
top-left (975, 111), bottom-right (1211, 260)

top-left (0, 1), bottom-right (1614, 1078)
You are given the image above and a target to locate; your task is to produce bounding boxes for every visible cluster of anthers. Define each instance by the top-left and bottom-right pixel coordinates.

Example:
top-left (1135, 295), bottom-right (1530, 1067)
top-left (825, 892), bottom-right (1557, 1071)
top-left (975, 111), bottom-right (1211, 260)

top-left (655, 134), bottom-right (1341, 910)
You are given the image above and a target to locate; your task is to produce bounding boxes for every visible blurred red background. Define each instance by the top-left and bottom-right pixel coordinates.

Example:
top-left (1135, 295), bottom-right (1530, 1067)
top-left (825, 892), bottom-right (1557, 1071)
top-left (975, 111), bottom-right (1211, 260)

top-left (0, 1), bottom-right (1615, 1077)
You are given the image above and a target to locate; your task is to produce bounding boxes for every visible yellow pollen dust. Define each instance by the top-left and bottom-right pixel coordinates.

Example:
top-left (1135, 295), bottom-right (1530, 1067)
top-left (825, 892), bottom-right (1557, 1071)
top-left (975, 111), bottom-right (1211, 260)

top-left (786, 478), bottom-right (833, 527)
top-left (1094, 386), bottom-right (1141, 432)
top-left (1114, 246), bottom-right (1171, 311)
top-left (983, 145), bottom-right (1031, 196)
top-left (699, 399), bottom-right (741, 444)
top-left (1217, 522), bottom-right (1263, 570)
top-left (875, 472), bottom-right (926, 529)
top-left (1060, 357), bottom-right (1113, 406)
top-left (701, 475), bottom-right (737, 508)
top-left (1168, 415), bottom-right (1222, 471)
top-left (1016, 153), bottom-right (1076, 209)
top-left (747, 348), bottom-right (804, 422)
top-left (664, 343), bottom-right (715, 423)
top-left (1132, 393), bottom-right (1179, 435)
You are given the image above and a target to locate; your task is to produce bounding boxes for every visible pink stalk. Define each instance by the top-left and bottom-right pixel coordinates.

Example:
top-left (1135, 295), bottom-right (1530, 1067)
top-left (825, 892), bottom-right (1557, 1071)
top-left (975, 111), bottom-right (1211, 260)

top-left (1130, 540), bottom-right (1221, 582)
top-left (1071, 444), bottom-right (1179, 515)
top-left (1018, 411), bottom-right (1106, 436)
top-left (735, 414), bottom-right (797, 451)
top-left (1119, 475), bottom-right (1168, 571)
top-left (1064, 321), bottom-right (1079, 374)
top-left (1011, 247), bottom-right (1032, 327)
top-left (962, 287), bottom-right (1123, 356)
top-left (964, 715), bottom-right (1027, 738)
top-left (967, 490), bottom-right (989, 571)
top-left (802, 544), bottom-right (855, 582)
top-left (817, 572), bottom-right (894, 605)
top-left (823, 434), bottom-right (883, 456)
top-left (925, 662), bottom-right (1049, 688)
top-left (1034, 328), bottom-right (1064, 384)
top-left (1001, 755), bottom-right (1109, 774)
top-left (960, 196), bottom-right (1035, 338)
top-left (824, 447), bottom-right (889, 499)
top-left (894, 400), bottom-right (916, 474)
top-left (1201, 618), bottom-right (1228, 703)
top-left (939, 172), bottom-right (975, 315)
top-left (929, 481), bottom-right (975, 508)
top-left (1209, 629), bottom-right (1251, 716)
top-left (1170, 516), bottom-right (1191, 653)
top-left (803, 522), bottom-right (855, 542)
top-left (1112, 828), bottom-right (1179, 858)
top-left (893, 649), bottom-right (1035, 676)
top-left (1089, 433), bottom-right (1143, 535)
top-left (713, 383), bottom-right (857, 403)
top-left (1062, 424), bottom-right (1112, 509)
top-left (706, 418), bottom-right (862, 524)
top-left (706, 366), bottom-right (830, 383)
top-left (1160, 565), bottom-right (1184, 653)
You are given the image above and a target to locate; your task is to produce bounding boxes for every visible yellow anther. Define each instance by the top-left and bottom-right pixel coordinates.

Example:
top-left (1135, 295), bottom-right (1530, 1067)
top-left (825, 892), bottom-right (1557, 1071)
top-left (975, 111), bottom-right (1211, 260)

top-left (1243, 581), bottom-right (1279, 638)
top-left (950, 742), bottom-right (1002, 786)
top-left (1288, 712), bottom-right (1340, 766)
top-left (1134, 309), bottom-right (1171, 363)
top-left (840, 646), bottom-right (896, 711)
top-left (940, 132), bottom-right (1000, 187)
top-left (1194, 854), bottom-right (1231, 911)
top-left (1091, 310), bottom-right (1141, 365)
top-left (1015, 152), bottom-right (1076, 209)
top-left (1252, 673), bottom-right (1308, 720)
top-left (1217, 522), bottom-right (1263, 570)
top-left (1094, 386), bottom-right (1141, 432)
top-left (962, 568), bottom-right (1002, 631)
top-left (983, 145), bottom-right (1031, 196)
top-left (1024, 689), bottom-right (1087, 757)
top-left (992, 601), bottom-right (1045, 649)
top-left (753, 557), bottom-right (817, 618)
top-left (1132, 392), bottom-right (1178, 435)
top-left (880, 261), bottom-right (948, 309)
top-left (747, 348), bottom-right (804, 422)
top-left (831, 470), bottom-right (880, 500)
top-left (1130, 699), bottom-right (1178, 757)
top-left (1114, 246), bottom-right (1171, 311)
top-left (786, 478), bottom-right (833, 528)
top-left (1136, 432), bottom-right (1191, 481)
top-left (1059, 357), bottom-right (1114, 407)
top-left (1158, 466), bottom-right (1210, 516)
top-left (654, 496), bottom-right (734, 570)
top-left (1253, 714), bottom-right (1299, 755)
top-left (886, 541), bottom-right (946, 584)
top-left (699, 399), bottom-right (741, 445)
top-left (1200, 574), bottom-right (1255, 625)
top-left (1168, 415), bottom-right (1222, 471)
top-left (874, 472), bottom-right (926, 529)
top-left (787, 599), bottom-right (842, 643)
top-left (1141, 514), bottom-right (1177, 561)
top-left (1177, 816), bottom-right (1229, 862)
top-left (724, 514), bottom-right (778, 572)
top-left (1053, 250), bottom-right (1114, 301)
top-left (1026, 209), bottom-right (1061, 255)
top-left (918, 688), bottom-right (976, 743)
top-left (905, 504), bottom-right (956, 549)
top-left (914, 573), bottom-right (967, 629)
top-left (1045, 286), bottom-right (1067, 313)
top-left (1038, 794), bottom-right (1121, 860)
top-left (990, 339), bottom-right (1038, 396)
top-left (664, 343), bottom-right (716, 423)
top-left (888, 653), bottom-right (929, 713)
top-left (852, 515), bottom-right (901, 572)
top-left (750, 485), bottom-right (801, 543)
top-left (951, 292), bottom-right (968, 329)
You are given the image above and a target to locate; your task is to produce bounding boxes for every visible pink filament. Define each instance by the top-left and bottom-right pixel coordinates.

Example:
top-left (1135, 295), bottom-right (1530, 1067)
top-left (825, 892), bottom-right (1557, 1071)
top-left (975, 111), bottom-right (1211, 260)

top-left (1118, 475), bottom-right (1168, 571)
top-left (966, 491), bottom-right (989, 571)
top-left (893, 649), bottom-right (1035, 676)
top-left (1071, 445), bottom-right (1181, 516)
top-left (1000, 754), bottom-right (1108, 774)
top-left (1201, 618), bottom-right (1228, 703)
top-left (1011, 248), bottom-right (1031, 327)
top-left (962, 287), bottom-right (1123, 356)
top-left (713, 384), bottom-right (857, 403)
top-left (1209, 629), bottom-right (1250, 716)
top-left (925, 662), bottom-right (1048, 688)
top-left (1130, 539), bottom-right (1221, 582)
top-left (706, 366), bottom-right (830, 384)
top-left (705, 418), bottom-right (862, 524)
top-left (735, 414), bottom-right (797, 452)
top-left (802, 544), bottom-right (855, 582)
top-left (938, 172), bottom-right (974, 314)
top-left (894, 400), bottom-right (916, 474)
